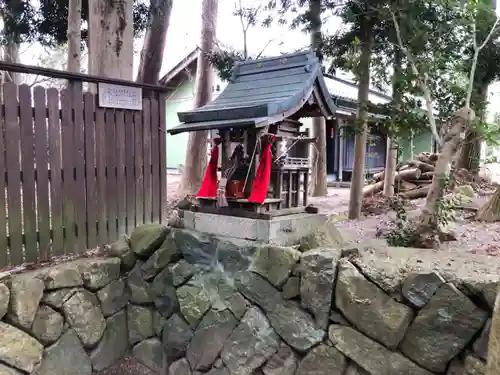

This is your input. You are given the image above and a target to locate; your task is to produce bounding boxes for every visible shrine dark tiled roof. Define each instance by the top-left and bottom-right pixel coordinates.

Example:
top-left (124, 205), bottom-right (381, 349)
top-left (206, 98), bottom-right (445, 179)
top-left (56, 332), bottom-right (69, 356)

top-left (168, 51), bottom-right (337, 135)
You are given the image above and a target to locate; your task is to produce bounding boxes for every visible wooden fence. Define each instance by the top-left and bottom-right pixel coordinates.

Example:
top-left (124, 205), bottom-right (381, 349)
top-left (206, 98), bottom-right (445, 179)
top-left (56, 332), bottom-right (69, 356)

top-left (0, 82), bottom-right (167, 267)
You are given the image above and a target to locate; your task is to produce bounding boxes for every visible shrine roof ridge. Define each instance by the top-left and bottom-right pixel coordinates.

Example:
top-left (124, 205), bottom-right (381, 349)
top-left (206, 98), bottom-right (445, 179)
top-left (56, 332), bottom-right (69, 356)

top-left (167, 51), bottom-right (337, 135)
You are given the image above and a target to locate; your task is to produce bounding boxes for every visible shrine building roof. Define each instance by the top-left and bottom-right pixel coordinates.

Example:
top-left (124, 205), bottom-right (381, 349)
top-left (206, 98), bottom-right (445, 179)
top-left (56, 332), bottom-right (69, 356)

top-left (167, 51), bottom-right (337, 135)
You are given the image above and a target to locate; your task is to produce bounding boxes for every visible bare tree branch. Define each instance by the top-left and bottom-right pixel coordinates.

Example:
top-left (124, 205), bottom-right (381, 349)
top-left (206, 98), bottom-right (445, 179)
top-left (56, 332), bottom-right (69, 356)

top-left (465, 15), bottom-right (500, 108)
top-left (255, 38), bottom-right (275, 59)
top-left (390, 9), bottom-right (442, 146)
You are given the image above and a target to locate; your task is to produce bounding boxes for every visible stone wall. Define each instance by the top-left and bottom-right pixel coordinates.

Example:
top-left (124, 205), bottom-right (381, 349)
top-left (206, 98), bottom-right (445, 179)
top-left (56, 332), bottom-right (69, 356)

top-left (0, 222), bottom-right (496, 375)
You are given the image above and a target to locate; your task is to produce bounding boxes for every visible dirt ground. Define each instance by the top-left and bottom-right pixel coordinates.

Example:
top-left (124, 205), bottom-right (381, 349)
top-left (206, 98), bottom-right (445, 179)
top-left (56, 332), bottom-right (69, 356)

top-left (167, 173), bottom-right (500, 257)
top-left (308, 187), bottom-right (500, 257)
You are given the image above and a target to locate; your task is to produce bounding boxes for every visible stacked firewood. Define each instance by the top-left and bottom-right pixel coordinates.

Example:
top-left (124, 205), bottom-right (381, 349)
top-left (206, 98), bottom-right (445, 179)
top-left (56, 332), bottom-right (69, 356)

top-left (363, 152), bottom-right (439, 200)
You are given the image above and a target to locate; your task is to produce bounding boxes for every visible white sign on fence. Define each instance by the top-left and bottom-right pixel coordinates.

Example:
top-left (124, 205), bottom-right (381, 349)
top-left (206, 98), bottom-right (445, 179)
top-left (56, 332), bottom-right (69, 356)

top-left (98, 83), bottom-right (142, 110)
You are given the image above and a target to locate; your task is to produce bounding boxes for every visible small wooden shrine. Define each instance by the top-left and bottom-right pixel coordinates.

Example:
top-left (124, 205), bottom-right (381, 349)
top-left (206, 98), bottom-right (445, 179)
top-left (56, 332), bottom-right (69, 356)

top-left (167, 52), bottom-right (337, 219)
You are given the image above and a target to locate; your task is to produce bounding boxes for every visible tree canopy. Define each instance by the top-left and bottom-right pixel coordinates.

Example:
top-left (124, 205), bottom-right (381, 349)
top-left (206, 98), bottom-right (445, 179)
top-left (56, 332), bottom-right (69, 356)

top-left (0, 0), bottom-right (150, 46)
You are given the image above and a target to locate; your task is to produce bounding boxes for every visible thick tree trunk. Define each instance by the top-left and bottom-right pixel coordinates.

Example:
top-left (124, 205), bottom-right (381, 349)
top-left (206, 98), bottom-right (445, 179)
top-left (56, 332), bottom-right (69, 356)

top-left (1, 0), bottom-right (23, 86)
top-left (136, 0), bottom-right (173, 84)
top-left (179, 0), bottom-right (218, 195)
top-left (88, 0), bottom-right (134, 82)
top-left (311, 117), bottom-right (328, 196)
top-left (66, 0), bottom-right (82, 75)
top-left (383, 138), bottom-right (398, 196)
top-left (456, 86), bottom-right (486, 174)
top-left (308, 0), bottom-right (327, 196)
top-left (475, 185), bottom-right (500, 222)
top-left (3, 41), bottom-right (20, 84)
top-left (417, 107), bottom-right (475, 236)
top-left (348, 15), bottom-right (373, 219)
top-left (1, 0), bottom-right (21, 85)
top-left (383, 47), bottom-right (403, 197)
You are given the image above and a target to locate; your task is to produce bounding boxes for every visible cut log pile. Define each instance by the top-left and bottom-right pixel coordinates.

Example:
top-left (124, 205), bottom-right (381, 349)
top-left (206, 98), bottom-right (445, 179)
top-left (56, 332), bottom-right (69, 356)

top-left (363, 152), bottom-right (439, 200)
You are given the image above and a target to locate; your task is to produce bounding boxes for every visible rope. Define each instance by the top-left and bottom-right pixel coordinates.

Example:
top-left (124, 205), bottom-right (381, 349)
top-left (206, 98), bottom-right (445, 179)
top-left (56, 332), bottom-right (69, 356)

top-left (273, 137), bottom-right (304, 163)
top-left (242, 136), bottom-right (260, 192)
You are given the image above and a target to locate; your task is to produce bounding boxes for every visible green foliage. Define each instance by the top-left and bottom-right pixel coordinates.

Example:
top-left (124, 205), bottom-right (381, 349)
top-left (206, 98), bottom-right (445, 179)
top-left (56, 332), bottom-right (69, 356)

top-left (377, 191), bottom-right (461, 247)
top-left (435, 194), bottom-right (462, 228)
top-left (263, 0), bottom-right (341, 31)
top-left (206, 49), bottom-right (245, 81)
top-left (209, 0), bottom-right (500, 148)
top-left (324, 0), bottom-right (500, 146)
top-left (0, 0), bottom-right (38, 43)
top-left (208, 0), bottom-right (277, 81)
top-left (480, 115), bottom-right (500, 147)
top-left (376, 196), bottom-right (419, 247)
top-left (0, 0), bottom-right (150, 47)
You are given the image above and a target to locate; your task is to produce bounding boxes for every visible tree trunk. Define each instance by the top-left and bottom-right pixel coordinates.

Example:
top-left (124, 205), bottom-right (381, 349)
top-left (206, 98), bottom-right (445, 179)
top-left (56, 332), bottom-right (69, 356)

top-left (417, 107), bottom-right (475, 236)
top-left (0, 49), bottom-right (3, 98)
top-left (383, 47), bottom-right (403, 197)
top-left (179, 0), bottom-right (218, 195)
top-left (348, 15), bottom-right (373, 219)
top-left (1, 0), bottom-right (22, 85)
top-left (383, 138), bottom-right (398, 196)
top-left (308, 0), bottom-right (327, 196)
top-left (475, 185), bottom-right (500, 222)
top-left (136, 0), bottom-right (173, 84)
top-left (66, 0), bottom-right (82, 75)
top-left (3, 40), bottom-right (20, 84)
top-left (88, 0), bottom-right (134, 83)
top-left (311, 118), bottom-right (328, 196)
top-left (456, 85), bottom-right (486, 174)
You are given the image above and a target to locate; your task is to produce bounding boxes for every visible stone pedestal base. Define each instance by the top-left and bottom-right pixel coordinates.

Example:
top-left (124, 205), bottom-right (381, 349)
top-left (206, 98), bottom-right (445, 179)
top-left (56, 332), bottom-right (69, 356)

top-left (182, 211), bottom-right (328, 246)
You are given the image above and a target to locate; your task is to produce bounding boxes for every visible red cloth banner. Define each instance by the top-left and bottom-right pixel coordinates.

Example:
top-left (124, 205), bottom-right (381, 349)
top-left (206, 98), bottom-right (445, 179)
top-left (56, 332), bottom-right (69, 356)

top-left (248, 136), bottom-right (275, 204)
top-left (197, 139), bottom-right (221, 198)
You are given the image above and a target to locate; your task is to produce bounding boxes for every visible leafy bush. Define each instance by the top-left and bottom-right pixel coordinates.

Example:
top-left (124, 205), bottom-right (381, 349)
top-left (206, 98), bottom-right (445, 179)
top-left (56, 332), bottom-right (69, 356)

top-left (376, 196), bottom-right (419, 247)
top-left (376, 193), bottom-right (461, 247)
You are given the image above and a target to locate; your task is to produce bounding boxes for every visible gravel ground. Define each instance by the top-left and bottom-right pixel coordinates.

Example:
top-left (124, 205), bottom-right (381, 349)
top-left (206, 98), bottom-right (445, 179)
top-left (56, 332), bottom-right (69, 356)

top-left (167, 173), bottom-right (500, 257)
top-left (310, 188), bottom-right (500, 257)
top-left (92, 356), bottom-right (156, 375)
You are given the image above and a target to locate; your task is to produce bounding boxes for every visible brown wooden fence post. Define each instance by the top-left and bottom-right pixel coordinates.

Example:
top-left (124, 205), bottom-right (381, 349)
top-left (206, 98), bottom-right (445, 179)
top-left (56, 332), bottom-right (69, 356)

top-left (4, 82), bottom-right (23, 265)
top-left (71, 82), bottom-right (87, 253)
top-left (159, 93), bottom-right (167, 223)
top-left (0, 85), bottom-right (8, 267)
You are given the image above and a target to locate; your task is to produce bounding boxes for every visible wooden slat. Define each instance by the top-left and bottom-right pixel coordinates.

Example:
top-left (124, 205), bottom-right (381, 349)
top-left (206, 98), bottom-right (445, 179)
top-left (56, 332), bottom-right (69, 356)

top-left (105, 109), bottom-right (118, 242)
top-left (302, 171), bottom-right (308, 206)
top-left (302, 171), bottom-right (309, 206)
top-left (19, 85), bottom-right (37, 262)
top-left (4, 83), bottom-right (23, 265)
top-left (71, 83), bottom-right (86, 252)
top-left (33, 87), bottom-right (50, 261)
top-left (60, 89), bottom-right (76, 254)
top-left (124, 111), bottom-right (135, 232)
top-left (142, 100), bottom-right (152, 224)
top-left (115, 110), bottom-right (126, 236)
top-left (47, 88), bottom-right (64, 255)
top-left (0, 86), bottom-right (8, 266)
top-left (276, 170), bottom-right (283, 203)
top-left (158, 93), bottom-right (167, 223)
top-left (95, 106), bottom-right (108, 245)
top-left (0, 84), bottom-right (168, 265)
top-left (134, 110), bottom-right (144, 226)
top-left (294, 172), bottom-right (300, 206)
top-left (84, 92), bottom-right (97, 248)
top-left (150, 98), bottom-right (160, 223)
top-left (287, 171), bottom-right (292, 208)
